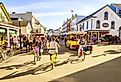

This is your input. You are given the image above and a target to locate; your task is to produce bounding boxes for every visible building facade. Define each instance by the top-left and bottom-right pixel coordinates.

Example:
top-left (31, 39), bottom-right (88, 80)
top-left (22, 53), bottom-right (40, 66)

top-left (0, 2), bottom-right (19, 46)
top-left (77, 4), bottom-right (121, 41)
top-left (10, 12), bottom-right (45, 37)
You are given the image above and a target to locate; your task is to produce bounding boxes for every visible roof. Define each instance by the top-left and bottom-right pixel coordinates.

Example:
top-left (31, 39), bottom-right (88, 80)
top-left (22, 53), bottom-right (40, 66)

top-left (77, 5), bottom-right (109, 24)
top-left (10, 12), bottom-right (32, 27)
top-left (77, 4), bottom-right (121, 24)
top-left (10, 12), bottom-right (32, 21)
top-left (113, 4), bottom-right (121, 9)
top-left (0, 2), bottom-right (11, 21)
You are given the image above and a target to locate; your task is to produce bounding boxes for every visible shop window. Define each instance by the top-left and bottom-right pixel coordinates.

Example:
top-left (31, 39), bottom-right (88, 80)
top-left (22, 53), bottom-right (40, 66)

top-left (80, 24), bottom-right (82, 31)
top-left (104, 12), bottom-right (108, 20)
top-left (111, 21), bottom-right (115, 29)
top-left (96, 20), bottom-right (100, 29)
top-left (83, 23), bottom-right (84, 30)
top-left (86, 21), bottom-right (88, 29)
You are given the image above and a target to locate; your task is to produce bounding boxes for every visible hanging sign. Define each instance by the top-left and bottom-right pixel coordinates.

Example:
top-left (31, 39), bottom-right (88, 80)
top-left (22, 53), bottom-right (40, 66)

top-left (102, 23), bottom-right (109, 27)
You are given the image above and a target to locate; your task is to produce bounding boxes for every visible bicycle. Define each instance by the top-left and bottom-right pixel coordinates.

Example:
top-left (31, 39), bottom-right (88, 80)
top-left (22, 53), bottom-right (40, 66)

top-left (0, 46), bottom-right (7, 61)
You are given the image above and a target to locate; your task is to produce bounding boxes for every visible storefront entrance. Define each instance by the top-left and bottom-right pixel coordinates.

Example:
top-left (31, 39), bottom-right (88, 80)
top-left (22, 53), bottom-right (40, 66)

top-left (87, 30), bottom-right (109, 42)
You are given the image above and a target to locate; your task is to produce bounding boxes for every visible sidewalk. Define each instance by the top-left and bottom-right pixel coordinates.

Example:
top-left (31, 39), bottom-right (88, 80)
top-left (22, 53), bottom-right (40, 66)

top-left (0, 45), bottom-right (121, 82)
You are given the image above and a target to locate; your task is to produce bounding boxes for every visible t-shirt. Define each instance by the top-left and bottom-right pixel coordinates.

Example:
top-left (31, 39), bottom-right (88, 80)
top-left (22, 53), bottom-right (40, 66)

top-left (48, 41), bottom-right (58, 54)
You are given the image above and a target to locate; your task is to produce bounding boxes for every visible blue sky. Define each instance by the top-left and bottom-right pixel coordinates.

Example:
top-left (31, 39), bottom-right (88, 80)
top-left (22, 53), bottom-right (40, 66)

top-left (2, 0), bottom-right (121, 29)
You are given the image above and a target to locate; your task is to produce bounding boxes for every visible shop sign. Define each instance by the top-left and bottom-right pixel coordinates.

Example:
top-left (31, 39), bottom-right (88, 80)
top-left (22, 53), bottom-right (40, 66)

top-left (102, 23), bottom-right (109, 27)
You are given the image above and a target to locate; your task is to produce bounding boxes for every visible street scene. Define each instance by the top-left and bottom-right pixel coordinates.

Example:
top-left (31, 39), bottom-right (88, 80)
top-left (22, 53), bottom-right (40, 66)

top-left (0, 0), bottom-right (121, 82)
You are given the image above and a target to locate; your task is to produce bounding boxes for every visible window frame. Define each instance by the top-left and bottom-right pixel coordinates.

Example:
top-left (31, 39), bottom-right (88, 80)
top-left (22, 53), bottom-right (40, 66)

top-left (96, 20), bottom-right (100, 29)
top-left (104, 11), bottom-right (108, 20)
top-left (119, 10), bottom-right (121, 14)
top-left (86, 21), bottom-right (88, 29)
top-left (111, 21), bottom-right (115, 29)
top-left (83, 23), bottom-right (84, 30)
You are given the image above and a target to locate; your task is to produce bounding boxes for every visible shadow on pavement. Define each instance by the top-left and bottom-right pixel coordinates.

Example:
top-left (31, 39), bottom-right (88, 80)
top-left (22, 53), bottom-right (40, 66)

top-left (0, 59), bottom-right (71, 80)
top-left (0, 62), bottom-right (53, 80)
top-left (92, 54), bottom-right (106, 58)
top-left (50, 56), bottom-right (121, 82)
top-left (0, 61), bottom-right (35, 70)
top-left (104, 50), bottom-right (121, 54)
top-left (55, 59), bottom-right (69, 67)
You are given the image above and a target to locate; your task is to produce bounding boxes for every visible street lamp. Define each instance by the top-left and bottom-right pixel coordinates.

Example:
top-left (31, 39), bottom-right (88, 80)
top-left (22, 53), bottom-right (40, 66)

top-left (18, 17), bottom-right (23, 50)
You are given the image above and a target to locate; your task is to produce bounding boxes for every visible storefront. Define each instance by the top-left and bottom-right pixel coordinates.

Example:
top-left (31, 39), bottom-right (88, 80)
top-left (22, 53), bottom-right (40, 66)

top-left (87, 30), bottom-right (109, 42)
top-left (0, 23), bottom-right (19, 46)
top-left (0, 27), bottom-right (7, 44)
top-left (9, 29), bottom-right (17, 36)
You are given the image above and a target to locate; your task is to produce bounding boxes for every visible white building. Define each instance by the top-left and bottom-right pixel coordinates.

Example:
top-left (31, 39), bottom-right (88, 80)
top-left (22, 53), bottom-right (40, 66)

top-left (61, 21), bottom-right (68, 36)
top-left (77, 4), bottom-right (121, 41)
top-left (70, 15), bottom-right (85, 32)
top-left (31, 16), bottom-right (45, 37)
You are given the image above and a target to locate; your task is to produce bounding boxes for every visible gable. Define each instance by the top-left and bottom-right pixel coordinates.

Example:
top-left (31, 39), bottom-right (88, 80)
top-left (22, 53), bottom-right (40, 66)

top-left (0, 3), bottom-right (11, 22)
top-left (95, 6), bottom-right (121, 21)
top-left (77, 5), bottom-right (121, 24)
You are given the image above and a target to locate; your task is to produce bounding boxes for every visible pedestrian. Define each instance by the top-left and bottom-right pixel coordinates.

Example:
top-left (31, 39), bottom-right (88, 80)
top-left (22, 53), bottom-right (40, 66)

top-left (92, 35), bottom-right (97, 44)
top-left (29, 37), bottom-right (33, 51)
top-left (38, 37), bottom-right (43, 60)
top-left (25, 38), bottom-right (29, 53)
top-left (33, 44), bottom-right (39, 64)
top-left (13, 36), bottom-right (17, 50)
top-left (48, 37), bottom-right (60, 68)
top-left (35, 37), bottom-right (40, 61)
top-left (10, 35), bottom-right (13, 49)
top-left (77, 37), bottom-right (85, 61)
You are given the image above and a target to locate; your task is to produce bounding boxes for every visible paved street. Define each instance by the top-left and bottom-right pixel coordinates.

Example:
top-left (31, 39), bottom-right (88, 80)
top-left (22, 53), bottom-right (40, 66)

top-left (51, 54), bottom-right (121, 82)
top-left (0, 45), bottom-right (121, 82)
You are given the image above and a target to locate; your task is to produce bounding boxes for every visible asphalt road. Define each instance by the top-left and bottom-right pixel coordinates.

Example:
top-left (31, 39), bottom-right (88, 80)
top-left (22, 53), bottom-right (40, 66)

top-left (50, 56), bottom-right (121, 82)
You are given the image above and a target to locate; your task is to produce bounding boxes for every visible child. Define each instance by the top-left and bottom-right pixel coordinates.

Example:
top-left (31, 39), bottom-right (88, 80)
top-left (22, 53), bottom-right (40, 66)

top-left (33, 44), bottom-right (40, 63)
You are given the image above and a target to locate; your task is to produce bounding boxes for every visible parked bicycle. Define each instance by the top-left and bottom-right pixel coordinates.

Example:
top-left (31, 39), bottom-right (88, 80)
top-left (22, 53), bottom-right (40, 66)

top-left (0, 45), bottom-right (14, 61)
